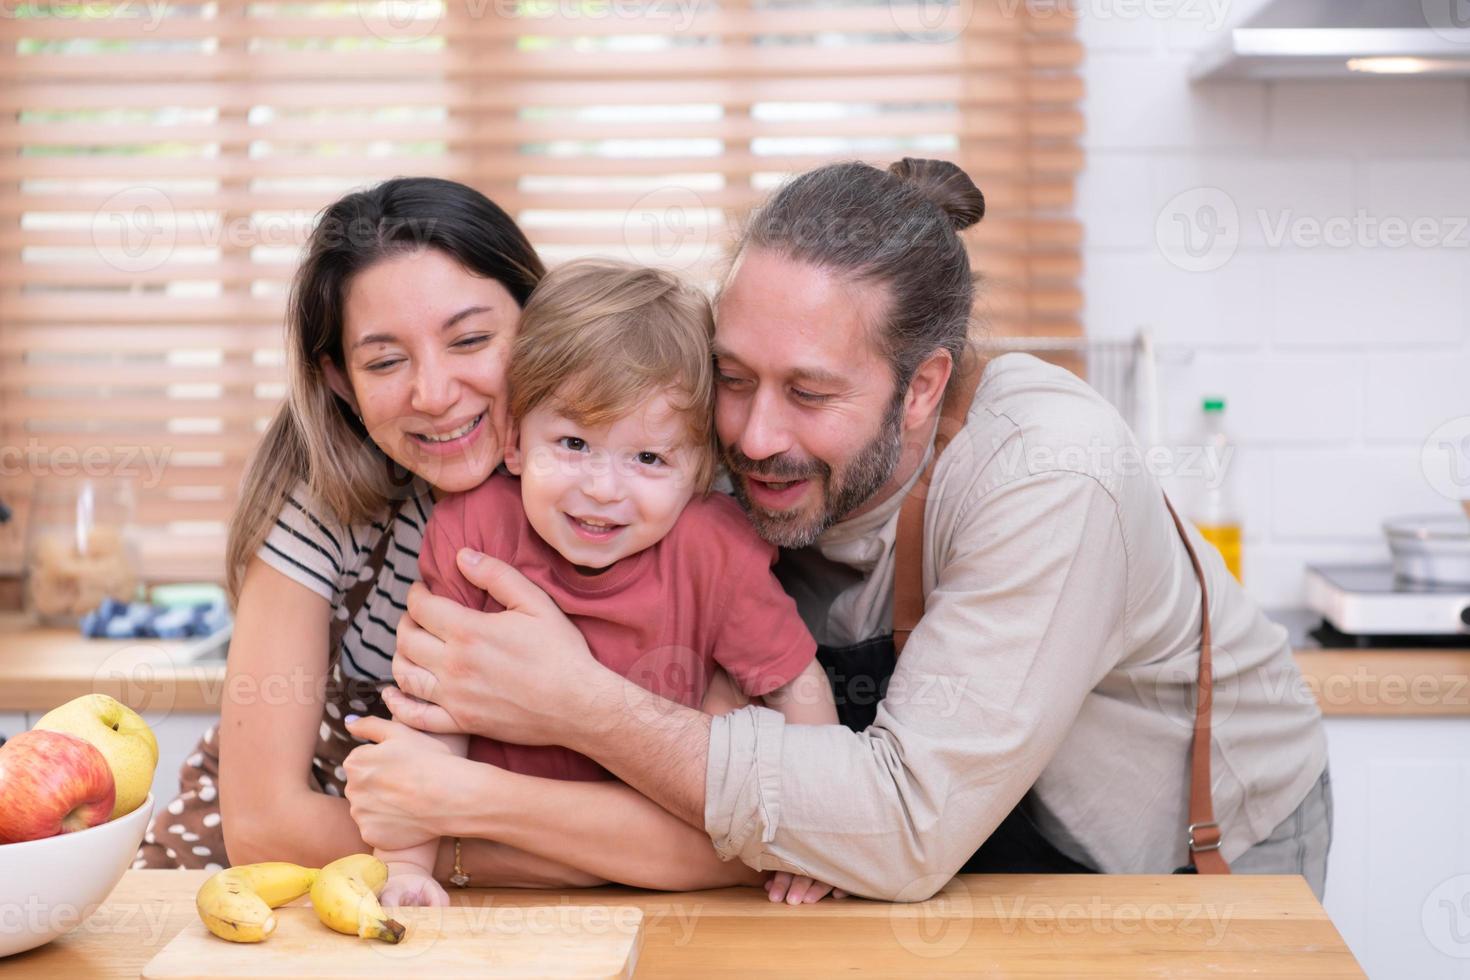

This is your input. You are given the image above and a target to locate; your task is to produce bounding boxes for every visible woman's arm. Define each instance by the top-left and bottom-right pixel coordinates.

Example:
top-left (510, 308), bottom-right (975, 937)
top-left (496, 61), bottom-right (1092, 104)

top-left (438, 762), bottom-right (765, 892)
top-left (218, 557), bottom-right (370, 867)
top-left (345, 709), bottom-right (763, 892)
top-left (434, 837), bottom-right (607, 889)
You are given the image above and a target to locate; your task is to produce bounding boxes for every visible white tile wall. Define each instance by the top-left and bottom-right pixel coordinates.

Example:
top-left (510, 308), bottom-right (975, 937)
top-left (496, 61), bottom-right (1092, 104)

top-left (1077, 7), bottom-right (1470, 607)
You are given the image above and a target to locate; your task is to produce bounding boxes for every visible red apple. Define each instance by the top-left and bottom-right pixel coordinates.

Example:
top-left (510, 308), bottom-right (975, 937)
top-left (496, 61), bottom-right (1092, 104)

top-left (0, 729), bottom-right (116, 844)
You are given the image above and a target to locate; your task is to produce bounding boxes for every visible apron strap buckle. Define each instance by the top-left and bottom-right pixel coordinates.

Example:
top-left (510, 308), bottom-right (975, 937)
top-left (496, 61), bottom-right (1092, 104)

top-left (1187, 820), bottom-right (1222, 853)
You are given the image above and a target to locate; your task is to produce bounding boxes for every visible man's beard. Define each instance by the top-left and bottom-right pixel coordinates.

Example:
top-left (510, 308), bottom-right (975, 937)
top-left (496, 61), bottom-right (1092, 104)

top-left (725, 392), bottom-right (905, 549)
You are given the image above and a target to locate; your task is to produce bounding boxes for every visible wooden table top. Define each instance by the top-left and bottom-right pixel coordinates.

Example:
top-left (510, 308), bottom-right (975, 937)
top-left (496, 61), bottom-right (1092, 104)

top-left (2, 870), bottom-right (1363, 978)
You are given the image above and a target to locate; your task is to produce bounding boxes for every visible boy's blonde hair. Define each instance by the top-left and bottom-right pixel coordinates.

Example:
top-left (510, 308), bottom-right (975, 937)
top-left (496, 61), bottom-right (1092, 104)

top-left (510, 258), bottom-right (717, 492)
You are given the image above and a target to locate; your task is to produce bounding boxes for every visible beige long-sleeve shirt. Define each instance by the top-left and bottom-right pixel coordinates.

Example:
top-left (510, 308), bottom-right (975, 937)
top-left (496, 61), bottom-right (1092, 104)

top-left (703, 353), bottom-right (1327, 900)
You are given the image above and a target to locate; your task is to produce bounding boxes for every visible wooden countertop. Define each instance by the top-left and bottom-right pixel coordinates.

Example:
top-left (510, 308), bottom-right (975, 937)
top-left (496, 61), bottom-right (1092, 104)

top-left (0, 613), bottom-right (225, 714)
top-left (1271, 607), bottom-right (1468, 717)
top-left (2, 870), bottom-right (1363, 978)
top-left (1292, 649), bottom-right (1469, 716)
top-left (1, 613), bottom-right (1466, 718)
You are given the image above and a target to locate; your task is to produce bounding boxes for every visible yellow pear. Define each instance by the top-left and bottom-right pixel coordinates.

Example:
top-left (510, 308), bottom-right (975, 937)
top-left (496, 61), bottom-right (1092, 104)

top-left (34, 694), bottom-right (158, 820)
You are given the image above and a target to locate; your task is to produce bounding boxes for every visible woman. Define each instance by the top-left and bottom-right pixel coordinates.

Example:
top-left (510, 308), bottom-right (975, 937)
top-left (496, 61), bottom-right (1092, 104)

top-left (140, 178), bottom-right (764, 892)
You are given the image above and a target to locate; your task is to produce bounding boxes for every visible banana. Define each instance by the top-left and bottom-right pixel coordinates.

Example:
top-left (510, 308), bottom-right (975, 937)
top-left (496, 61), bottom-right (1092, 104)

top-left (195, 862), bottom-right (319, 943)
top-left (309, 853), bottom-right (406, 944)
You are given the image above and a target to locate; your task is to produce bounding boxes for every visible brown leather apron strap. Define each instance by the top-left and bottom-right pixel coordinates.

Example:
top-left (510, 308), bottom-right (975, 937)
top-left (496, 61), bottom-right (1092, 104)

top-left (890, 354), bottom-right (1230, 874)
top-left (893, 357), bottom-right (984, 654)
top-left (1162, 493), bottom-right (1230, 874)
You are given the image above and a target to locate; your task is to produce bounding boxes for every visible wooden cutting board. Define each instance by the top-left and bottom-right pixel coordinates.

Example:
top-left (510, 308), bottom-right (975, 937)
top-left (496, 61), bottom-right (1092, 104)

top-left (141, 905), bottom-right (643, 979)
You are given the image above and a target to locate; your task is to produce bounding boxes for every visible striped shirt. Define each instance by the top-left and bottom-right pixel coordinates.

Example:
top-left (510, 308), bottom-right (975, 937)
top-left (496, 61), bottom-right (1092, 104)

top-left (258, 483), bottom-right (436, 683)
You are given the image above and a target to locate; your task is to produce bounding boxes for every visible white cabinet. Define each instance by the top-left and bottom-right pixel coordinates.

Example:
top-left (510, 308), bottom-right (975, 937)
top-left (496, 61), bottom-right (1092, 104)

top-left (0, 712), bottom-right (25, 743)
top-left (1322, 716), bottom-right (1470, 980)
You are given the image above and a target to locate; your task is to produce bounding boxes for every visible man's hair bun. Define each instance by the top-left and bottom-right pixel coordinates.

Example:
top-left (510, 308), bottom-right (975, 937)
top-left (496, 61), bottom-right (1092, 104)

top-left (887, 157), bottom-right (985, 231)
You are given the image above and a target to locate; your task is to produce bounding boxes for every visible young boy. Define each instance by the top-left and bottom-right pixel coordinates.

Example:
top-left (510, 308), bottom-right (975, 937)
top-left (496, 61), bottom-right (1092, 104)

top-left (376, 258), bottom-right (838, 904)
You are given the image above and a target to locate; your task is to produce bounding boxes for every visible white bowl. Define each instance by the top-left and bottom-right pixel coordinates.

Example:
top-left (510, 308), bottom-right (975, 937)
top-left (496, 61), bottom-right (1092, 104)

top-left (0, 793), bottom-right (153, 958)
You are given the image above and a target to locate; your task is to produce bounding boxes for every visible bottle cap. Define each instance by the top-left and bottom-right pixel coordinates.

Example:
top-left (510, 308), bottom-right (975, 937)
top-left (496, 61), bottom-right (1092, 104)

top-left (1203, 397), bottom-right (1226, 413)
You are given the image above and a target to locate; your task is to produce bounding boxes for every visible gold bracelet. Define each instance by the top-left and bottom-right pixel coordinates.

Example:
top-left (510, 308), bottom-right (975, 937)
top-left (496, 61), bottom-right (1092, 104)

top-left (449, 837), bottom-right (470, 888)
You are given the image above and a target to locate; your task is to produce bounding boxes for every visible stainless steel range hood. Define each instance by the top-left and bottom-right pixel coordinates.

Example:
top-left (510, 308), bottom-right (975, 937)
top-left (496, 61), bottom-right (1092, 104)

top-left (1192, 0), bottom-right (1470, 81)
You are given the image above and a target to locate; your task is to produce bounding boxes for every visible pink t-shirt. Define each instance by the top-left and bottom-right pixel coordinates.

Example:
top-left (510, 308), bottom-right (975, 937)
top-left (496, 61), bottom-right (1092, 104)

top-left (418, 473), bottom-right (817, 782)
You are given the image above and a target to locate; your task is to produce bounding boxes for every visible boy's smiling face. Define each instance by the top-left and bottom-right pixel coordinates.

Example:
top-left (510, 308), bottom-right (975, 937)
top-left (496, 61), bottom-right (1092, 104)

top-left (505, 388), bottom-right (703, 571)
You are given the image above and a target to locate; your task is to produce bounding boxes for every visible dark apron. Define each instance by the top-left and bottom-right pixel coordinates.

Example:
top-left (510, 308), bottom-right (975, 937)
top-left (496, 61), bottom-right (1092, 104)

top-left (816, 635), bottom-right (1096, 874)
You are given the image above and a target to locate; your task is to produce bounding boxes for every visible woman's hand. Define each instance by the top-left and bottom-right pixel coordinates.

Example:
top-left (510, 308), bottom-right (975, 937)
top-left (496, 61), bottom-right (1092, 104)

top-left (341, 714), bottom-right (461, 852)
top-left (385, 550), bottom-right (611, 746)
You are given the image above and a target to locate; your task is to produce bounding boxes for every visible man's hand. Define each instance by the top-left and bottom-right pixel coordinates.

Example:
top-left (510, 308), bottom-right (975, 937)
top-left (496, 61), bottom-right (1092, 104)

top-left (386, 548), bottom-right (612, 746)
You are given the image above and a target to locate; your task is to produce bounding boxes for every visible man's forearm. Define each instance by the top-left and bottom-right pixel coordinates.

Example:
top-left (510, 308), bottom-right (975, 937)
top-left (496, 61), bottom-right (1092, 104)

top-left (560, 667), bottom-right (712, 828)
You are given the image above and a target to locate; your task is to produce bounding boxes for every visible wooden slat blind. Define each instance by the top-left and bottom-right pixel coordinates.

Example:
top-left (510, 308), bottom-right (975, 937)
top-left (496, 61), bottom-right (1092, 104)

top-left (0, 0), bottom-right (1082, 582)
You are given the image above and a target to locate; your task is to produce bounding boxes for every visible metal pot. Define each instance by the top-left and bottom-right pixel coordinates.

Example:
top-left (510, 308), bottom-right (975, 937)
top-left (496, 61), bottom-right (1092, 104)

top-left (1384, 513), bottom-right (1470, 586)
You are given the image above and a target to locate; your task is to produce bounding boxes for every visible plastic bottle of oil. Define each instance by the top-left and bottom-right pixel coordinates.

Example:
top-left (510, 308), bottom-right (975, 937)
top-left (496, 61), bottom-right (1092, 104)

top-left (1192, 397), bottom-right (1242, 582)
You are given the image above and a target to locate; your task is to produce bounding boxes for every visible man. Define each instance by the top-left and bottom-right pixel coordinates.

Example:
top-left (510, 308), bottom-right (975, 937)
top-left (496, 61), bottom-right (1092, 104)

top-left (383, 159), bottom-right (1330, 901)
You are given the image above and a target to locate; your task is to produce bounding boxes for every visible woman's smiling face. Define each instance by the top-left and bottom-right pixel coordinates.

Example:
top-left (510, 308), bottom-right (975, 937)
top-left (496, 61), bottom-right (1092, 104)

top-left (327, 248), bottom-right (522, 495)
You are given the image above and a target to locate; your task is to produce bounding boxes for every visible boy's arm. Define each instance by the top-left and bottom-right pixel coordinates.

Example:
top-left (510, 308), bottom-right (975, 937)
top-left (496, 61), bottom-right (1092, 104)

top-left (759, 658), bottom-right (838, 726)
